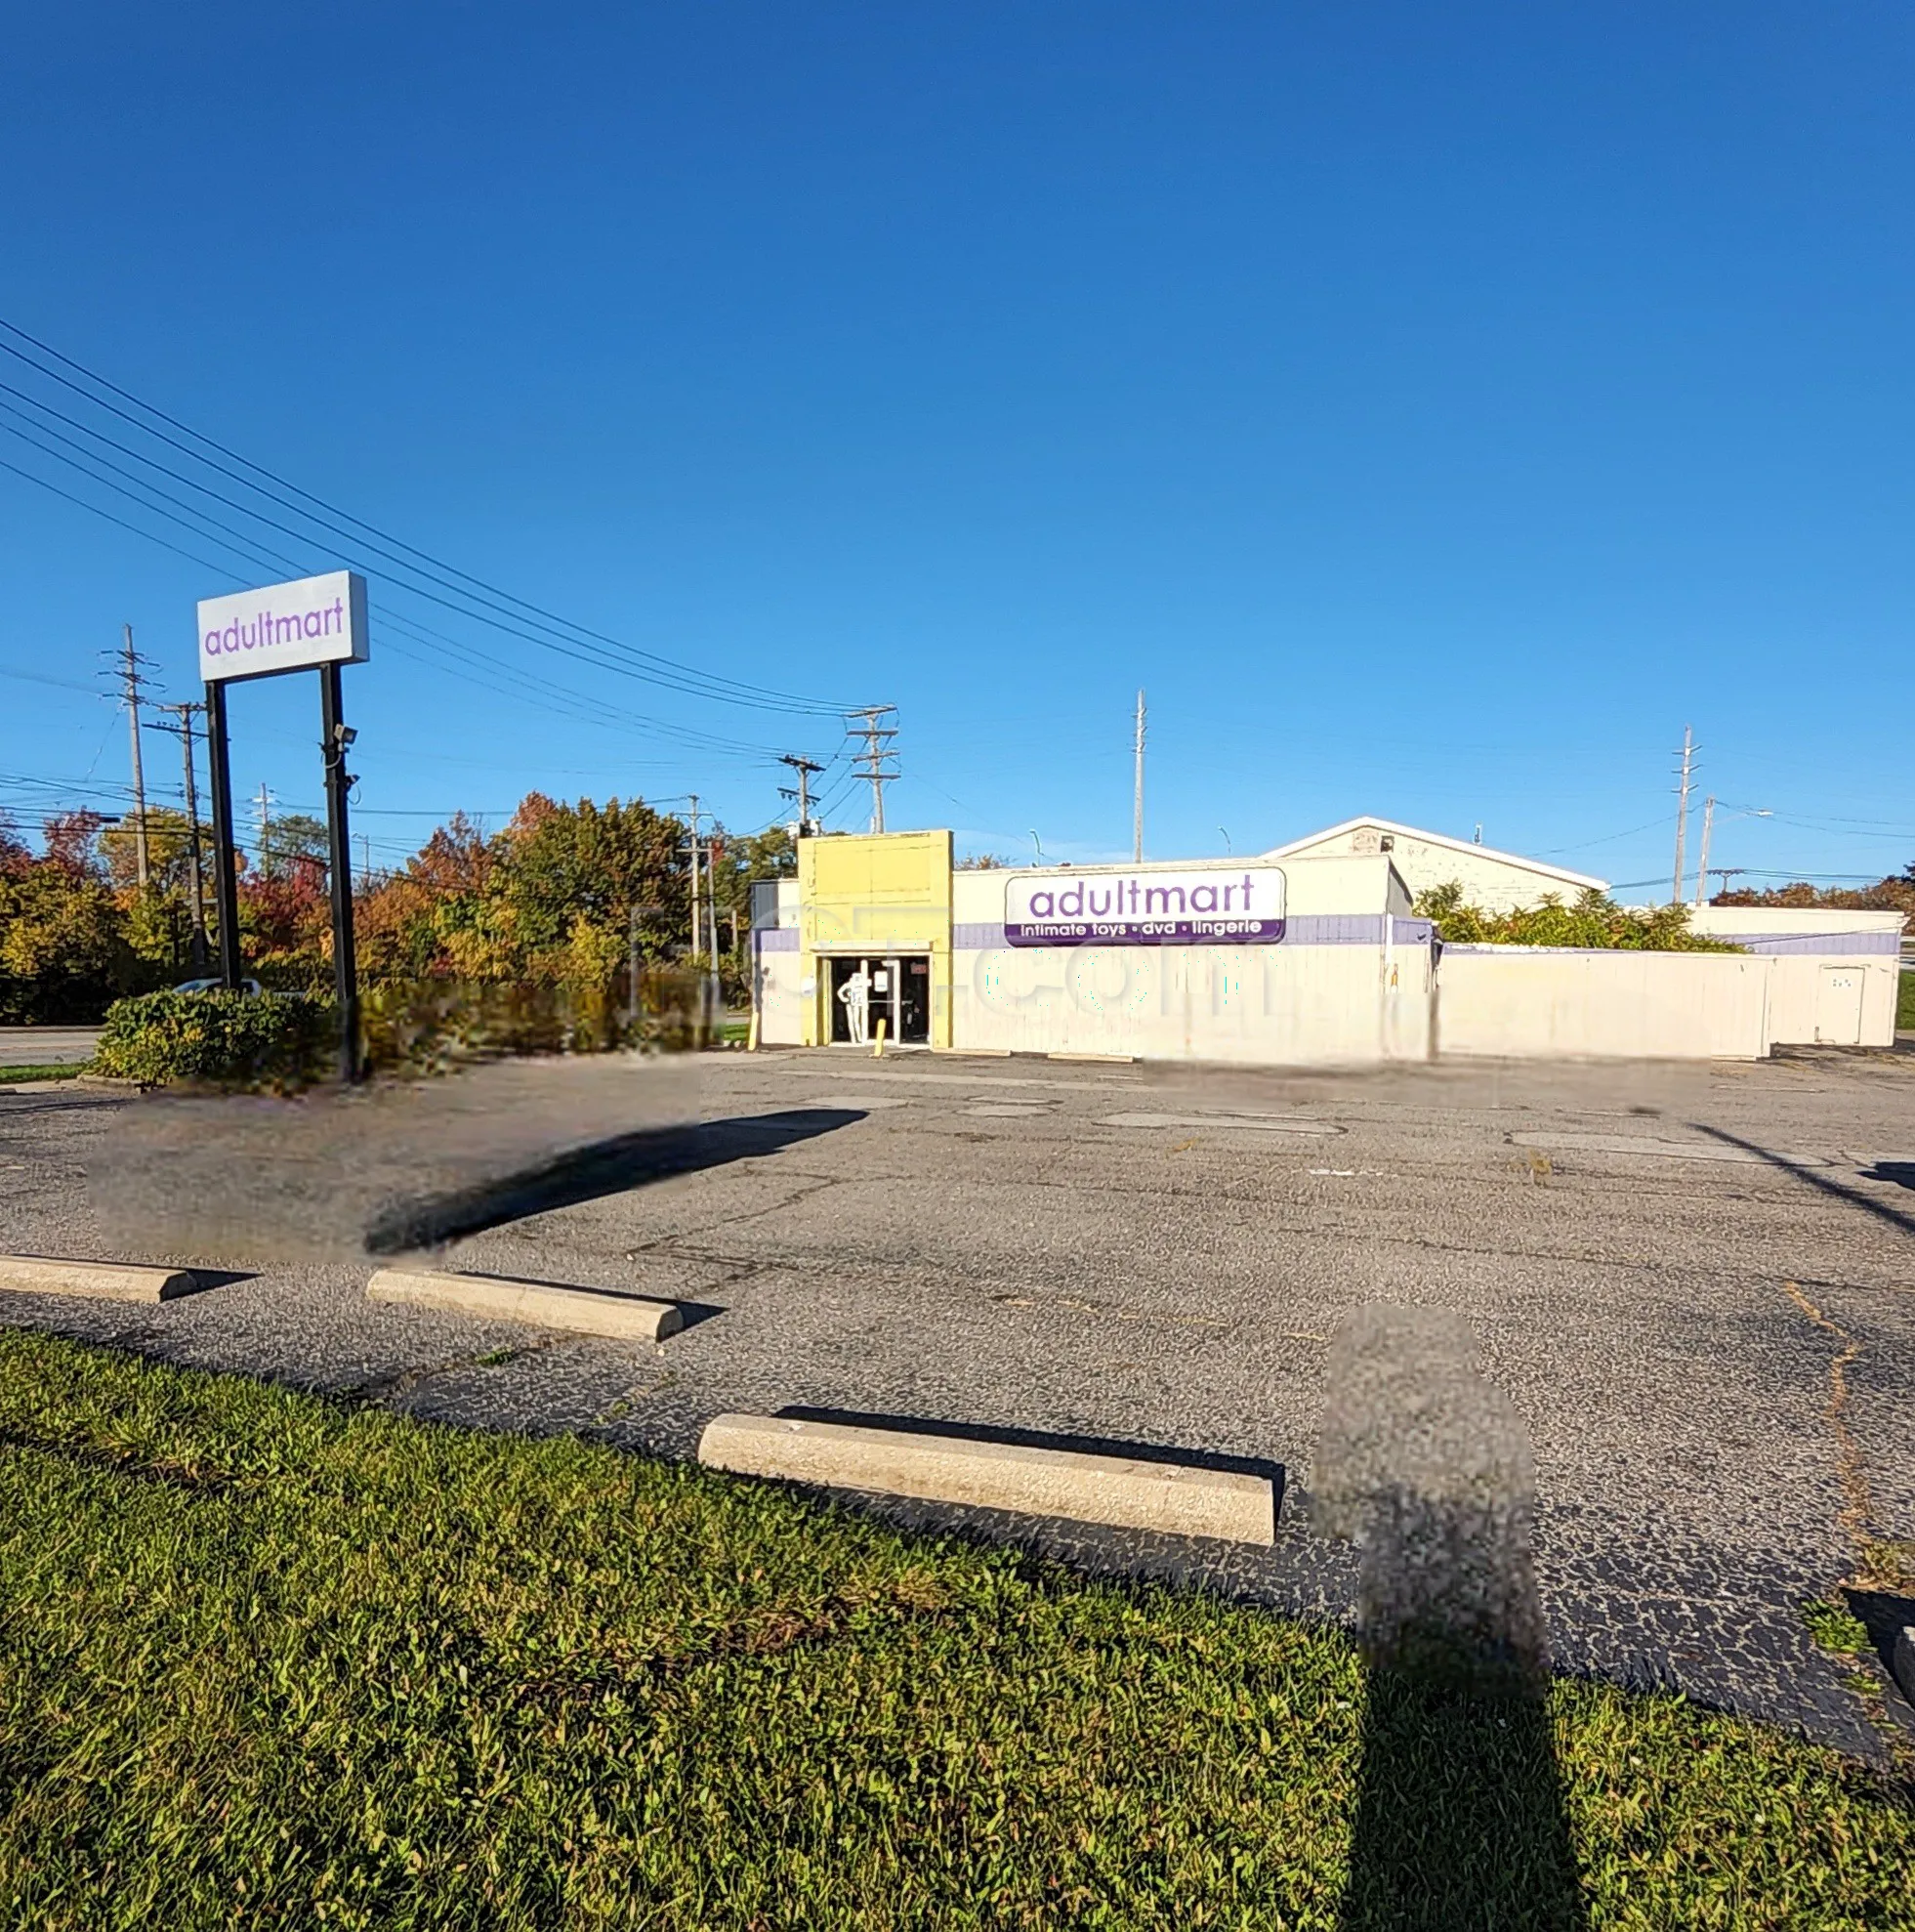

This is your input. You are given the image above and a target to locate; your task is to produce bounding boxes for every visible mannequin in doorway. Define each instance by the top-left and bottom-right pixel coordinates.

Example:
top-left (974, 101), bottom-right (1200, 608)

top-left (838, 963), bottom-right (872, 1045)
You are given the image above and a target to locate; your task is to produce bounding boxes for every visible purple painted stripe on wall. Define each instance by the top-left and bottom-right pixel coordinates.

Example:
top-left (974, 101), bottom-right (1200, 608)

top-left (1718, 932), bottom-right (1901, 957)
top-left (952, 913), bottom-right (1418, 949)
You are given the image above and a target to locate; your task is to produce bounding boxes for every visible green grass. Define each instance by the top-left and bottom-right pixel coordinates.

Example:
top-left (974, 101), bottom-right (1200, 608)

top-left (1803, 1598), bottom-right (1872, 1657)
top-left (0, 1332), bottom-right (1908, 1929)
top-left (0, 1063), bottom-right (85, 1084)
top-left (1898, 968), bottom-right (1915, 1032)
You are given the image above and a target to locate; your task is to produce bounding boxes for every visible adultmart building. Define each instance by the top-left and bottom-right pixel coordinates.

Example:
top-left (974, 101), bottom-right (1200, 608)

top-left (751, 829), bottom-right (1903, 1065)
top-left (752, 830), bottom-right (1436, 1065)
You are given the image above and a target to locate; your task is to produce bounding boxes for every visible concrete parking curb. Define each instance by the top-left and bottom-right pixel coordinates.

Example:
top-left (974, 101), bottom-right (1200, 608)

top-left (0, 1255), bottom-right (196, 1301)
top-left (366, 1267), bottom-right (687, 1341)
top-left (696, 1412), bottom-right (1276, 1544)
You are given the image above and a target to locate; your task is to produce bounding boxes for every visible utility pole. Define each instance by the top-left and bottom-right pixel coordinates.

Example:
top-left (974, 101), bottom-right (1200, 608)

top-left (705, 824), bottom-right (724, 1018)
top-left (846, 706), bottom-right (898, 834)
top-left (253, 782), bottom-right (278, 877)
top-left (687, 794), bottom-right (702, 959)
top-left (1693, 796), bottom-right (1717, 906)
top-left (1132, 689), bottom-right (1145, 863)
top-left (116, 624), bottom-right (151, 889)
top-left (154, 702), bottom-right (210, 971)
top-left (1671, 725), bottom-right (1697, 904)
top-left (777, 752), bottom-right (824, 836)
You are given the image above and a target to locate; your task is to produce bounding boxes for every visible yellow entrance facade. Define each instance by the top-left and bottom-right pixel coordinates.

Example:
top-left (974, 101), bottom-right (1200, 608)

top-left (797, 830), bottom-right (954, 1048)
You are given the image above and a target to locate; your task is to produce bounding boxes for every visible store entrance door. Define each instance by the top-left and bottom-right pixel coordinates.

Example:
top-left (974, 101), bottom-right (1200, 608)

top-left (827, 954), bottom-right (931, 1044)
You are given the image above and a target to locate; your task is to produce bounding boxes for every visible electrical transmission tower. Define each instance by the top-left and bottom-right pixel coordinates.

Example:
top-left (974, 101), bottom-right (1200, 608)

top-left (1132, 689), bottom-right (1145, 862)
top-left (254, 783), bottom-right (277, 876)
top-left (846, 706), bottom-right (898, 833)
top-left (1671, 725), bottom-right (1698, 903)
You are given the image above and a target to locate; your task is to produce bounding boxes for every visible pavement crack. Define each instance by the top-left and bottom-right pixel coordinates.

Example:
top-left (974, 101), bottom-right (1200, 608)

top-left (1782, 1281), bottom-right (1911, 1607)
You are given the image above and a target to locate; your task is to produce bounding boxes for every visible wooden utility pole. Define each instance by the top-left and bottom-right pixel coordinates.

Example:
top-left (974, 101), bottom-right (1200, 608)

top-left (1132, 689), bottom-right (1145, 863)
top-left (154, 701), bottom-right (209, 970)
top-left (687, 794), bottom-right (702, 958)
top-left (119, 625), bottom-right (150, 888)
top-left (777, 752), bottom-right (824, 836)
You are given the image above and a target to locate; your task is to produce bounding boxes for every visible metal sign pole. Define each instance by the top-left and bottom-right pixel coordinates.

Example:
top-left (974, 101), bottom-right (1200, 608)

top-left (203, 679), bottom-right (243, 990)
top-left (319, 662), bottom-right (360, 1082)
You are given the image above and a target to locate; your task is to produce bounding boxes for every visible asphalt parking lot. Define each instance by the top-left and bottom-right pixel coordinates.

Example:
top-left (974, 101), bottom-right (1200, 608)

top-left (3, 1044), bottom-right (1912, 1758)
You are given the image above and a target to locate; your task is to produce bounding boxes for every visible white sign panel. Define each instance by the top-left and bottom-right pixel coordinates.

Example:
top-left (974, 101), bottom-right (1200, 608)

top-left (1005, 864), bottom-right (1286, 946)
top-left (197, 570), bottom-right (369, 685)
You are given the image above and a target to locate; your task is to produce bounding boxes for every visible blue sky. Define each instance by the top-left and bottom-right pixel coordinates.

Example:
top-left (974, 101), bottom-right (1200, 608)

top-left (2, 3), bottom-right (1909, 893)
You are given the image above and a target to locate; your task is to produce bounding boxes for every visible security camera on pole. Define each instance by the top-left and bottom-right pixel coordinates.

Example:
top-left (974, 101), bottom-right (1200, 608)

top-left (194, 569), bottom-right (370, 1083)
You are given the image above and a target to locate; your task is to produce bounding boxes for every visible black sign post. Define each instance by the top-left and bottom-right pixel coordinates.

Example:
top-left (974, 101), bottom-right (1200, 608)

top-left (203, 678), bottom-right (243, 991)
top-left (319, 661), bottom-right (360, 1083)
top-left (194, 569), bottom-right (368, 1077)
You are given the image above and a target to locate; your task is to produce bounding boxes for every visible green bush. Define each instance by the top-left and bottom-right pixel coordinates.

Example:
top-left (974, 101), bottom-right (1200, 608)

top-left (93, 989), bottom-right (334, 1091)
top-left (1414, 882), bottom-right (1743, 951)
top-left (358, 967), bottom-right (708, 1077)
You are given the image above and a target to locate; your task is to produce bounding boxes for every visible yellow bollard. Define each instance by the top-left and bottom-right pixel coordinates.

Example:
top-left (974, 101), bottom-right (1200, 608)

top-left (747, 1009), bottom-right (761, 1052)
top-left (872, 1018), bottom-right (887, 1058)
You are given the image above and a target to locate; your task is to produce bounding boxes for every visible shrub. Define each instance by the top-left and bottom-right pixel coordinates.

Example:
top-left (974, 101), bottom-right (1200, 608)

top-left (357, 967), bottom-right (708, 1077)
top-left (94, 990), bottom-right (334, 1091)
top-left (1414, 883), bottom-right (1742, 952)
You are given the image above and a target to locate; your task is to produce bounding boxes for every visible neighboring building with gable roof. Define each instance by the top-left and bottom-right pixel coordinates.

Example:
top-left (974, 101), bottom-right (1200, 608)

top-left (1260, 817), bottom-right (1606, 914)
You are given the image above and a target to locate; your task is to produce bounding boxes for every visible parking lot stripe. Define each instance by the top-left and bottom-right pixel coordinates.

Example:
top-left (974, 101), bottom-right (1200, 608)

top-left (1097, 1112), bottom-right (1343, 1137)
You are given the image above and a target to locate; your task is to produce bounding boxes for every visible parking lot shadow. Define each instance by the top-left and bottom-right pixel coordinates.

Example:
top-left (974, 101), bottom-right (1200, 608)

top-left (773, 1405), bottom-right (1287, 1491)
top-left (1692, 1125), bottom-right (1915, 1239)
top-left (1339, 1580), bottom-right (1586, 1931)
top-left (366, 1108), bottom-right (864, 1252)
top-left (1317, 1307), bottom-right (1586, 1929)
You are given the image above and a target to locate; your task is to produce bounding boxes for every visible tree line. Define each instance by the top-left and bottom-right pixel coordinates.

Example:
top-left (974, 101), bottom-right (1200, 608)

top-left (0, 796), bottom-right (795, 1024)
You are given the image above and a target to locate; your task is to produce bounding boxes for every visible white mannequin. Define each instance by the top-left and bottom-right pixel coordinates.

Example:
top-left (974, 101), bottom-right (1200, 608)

top-left (838, 964), bottom-right (871, 1045)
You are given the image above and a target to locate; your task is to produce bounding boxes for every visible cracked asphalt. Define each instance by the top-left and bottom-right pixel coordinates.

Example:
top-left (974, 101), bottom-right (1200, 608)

top-left (3, 1044), bottom-right (1912, 1761)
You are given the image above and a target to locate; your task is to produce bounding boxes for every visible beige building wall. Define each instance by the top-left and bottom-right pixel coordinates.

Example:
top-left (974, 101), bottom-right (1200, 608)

top-left (1264, 819), bottom-right (1605, 915)
top-left (1686, 907), bottom-right (1903, 1048)
top-left (1436, 948), bottom-right (1774, 1061)
top-left (947, 854), bottom-right (1433, 1067)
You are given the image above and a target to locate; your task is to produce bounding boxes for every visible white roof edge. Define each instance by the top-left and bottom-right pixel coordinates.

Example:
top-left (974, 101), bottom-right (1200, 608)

top-left (1258, 817), bottom-right (1608, 892)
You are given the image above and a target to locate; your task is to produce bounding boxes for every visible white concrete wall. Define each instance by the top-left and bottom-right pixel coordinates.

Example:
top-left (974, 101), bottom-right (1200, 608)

top-left (949, 934), bottom-right (1433, 1066)
top-left (1272, 822), bottom-right (1601, 914)
top-left (1436, 947), bottom-right (1773, 1061)
top-left (947, 855), bottom-right (1430, 1067)
top-left (1686, 907), bottom-right (1903, 1046)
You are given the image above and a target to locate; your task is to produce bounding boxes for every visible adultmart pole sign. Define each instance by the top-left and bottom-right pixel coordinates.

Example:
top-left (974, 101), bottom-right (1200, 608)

top-left (1004, 864), bottom-right (1286, 946)
top-left (197, 569), bottom-right (369, 683)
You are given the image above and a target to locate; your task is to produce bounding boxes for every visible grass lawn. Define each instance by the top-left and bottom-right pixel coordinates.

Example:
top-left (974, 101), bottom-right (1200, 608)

top-left (1899, 969), bottom-right (1915, 1032)
top-left (0, 1064), bottom-right (84, 1085)
top-left (0, 1332), bottom-right (1908, 1929)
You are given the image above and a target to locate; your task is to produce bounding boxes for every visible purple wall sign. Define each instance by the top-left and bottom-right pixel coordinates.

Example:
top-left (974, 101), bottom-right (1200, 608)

top-left (1004, 865), bottom-right (1287, 947)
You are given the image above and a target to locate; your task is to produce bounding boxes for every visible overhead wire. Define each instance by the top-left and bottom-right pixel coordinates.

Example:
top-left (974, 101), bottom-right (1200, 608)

top-left (0, 318), bottom-right (852, 716)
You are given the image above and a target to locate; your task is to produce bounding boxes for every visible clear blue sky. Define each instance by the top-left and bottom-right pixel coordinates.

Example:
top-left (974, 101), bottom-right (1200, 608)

top-left (2, 2), bottom-right (1909, 893)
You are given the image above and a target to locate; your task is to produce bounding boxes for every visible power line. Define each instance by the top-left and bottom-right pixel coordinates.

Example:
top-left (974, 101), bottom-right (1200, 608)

top-left (0, 316), bottom-right (850, 716)
top-left (0, 437), bottom-right (816, 765)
